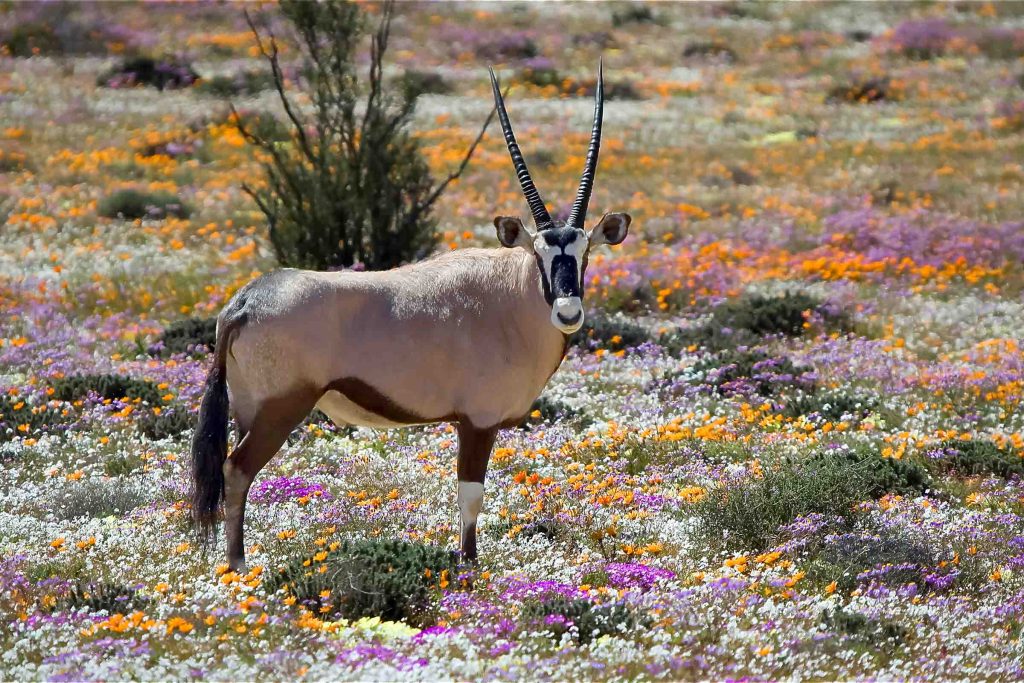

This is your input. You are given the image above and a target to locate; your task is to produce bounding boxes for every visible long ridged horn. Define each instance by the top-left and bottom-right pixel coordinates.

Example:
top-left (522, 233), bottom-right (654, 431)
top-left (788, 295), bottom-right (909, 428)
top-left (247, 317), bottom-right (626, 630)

top-left (566, 59), bottom-right (604, 230)
top-left (488, 67), bottom-right (553, 229)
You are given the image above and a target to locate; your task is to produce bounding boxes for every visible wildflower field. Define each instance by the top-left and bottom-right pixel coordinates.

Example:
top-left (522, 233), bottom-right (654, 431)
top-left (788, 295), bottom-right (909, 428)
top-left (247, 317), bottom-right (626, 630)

top-left (3, 1), bottom-right (1024, 680)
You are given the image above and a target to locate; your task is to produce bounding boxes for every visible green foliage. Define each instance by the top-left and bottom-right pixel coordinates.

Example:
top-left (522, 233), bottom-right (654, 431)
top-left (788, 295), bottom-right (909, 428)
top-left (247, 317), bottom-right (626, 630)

top-left (519, 65), bottom-right (562, 88)
top-left (827, 78), bottom-right (895, 104)
top-left (522, 395), bottom-right (588, 429)
top-left (934, 439), bottom-right (1024, 479)
top-left (242, 1), bottom-right (486, 271)
top-left (0, 394), bottom-right (69, 443)
top-left (1, 22), bottom-right (62, 56)
top-left (195, 70), bottom-right (275, 97)
top-left (137, 407), bottom-right (193, 441)
top-left (673, 349), bottom-right (811, 398)
top-left (47, 480), bottom-right (149, 520)
top-left (154, 317), bottom-right (216, 357)
top-left (98, 188), bottom-right (191, 220)
top-left (694, 447), bottom-right (924, 553)
top-left (665, 291), bottom-right (848, 352)
top-left (579, 569), bottom-right (610, 588)
top-left (781, 390), bottom-right (877, 421)
top-left (713, 291), bottom-right (831, 337)
top-left (816, 444), bottom-right (931, 498)
top-left (821, 608), bottom-right (907, 648)
top-left (103, 452), bottom-right (145, 477)
top-left (56, 581), bottom-right (150, 614)
top-left (399, 70), bottom-right (453, 100)
top-left (806, 534), bottom-right (936, 593)
top-left (233, 110), bottom-right (291, 142)
top-left (682, 41), bottom-right (737, 62)
top-left (264, 538), bottom-right (457, 626)
top-left (0, 149), bottom-right (29, 173)
top-left (611, 4), bottom-right (658, 27)
top-left (50, 373), bottom-right (163, 406)
top-left (520, 596), bottom-right (648, 644)
top-left (571, 312), bottom-right (650, 350)
top-left (97, 56), bottom-right (199, 90)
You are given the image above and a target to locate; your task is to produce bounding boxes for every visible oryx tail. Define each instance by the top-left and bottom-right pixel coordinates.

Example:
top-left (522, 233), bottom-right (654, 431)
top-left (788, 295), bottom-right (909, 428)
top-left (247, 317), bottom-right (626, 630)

top-left (189, 316), bottom-right (236, 543)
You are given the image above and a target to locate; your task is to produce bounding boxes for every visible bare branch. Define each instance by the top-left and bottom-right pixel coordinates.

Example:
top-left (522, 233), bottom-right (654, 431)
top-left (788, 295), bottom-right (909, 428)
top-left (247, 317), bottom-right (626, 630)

top-left (416, 93), bottom-right (502, 216)
top-left (244, 8), bottom-right (315, 164)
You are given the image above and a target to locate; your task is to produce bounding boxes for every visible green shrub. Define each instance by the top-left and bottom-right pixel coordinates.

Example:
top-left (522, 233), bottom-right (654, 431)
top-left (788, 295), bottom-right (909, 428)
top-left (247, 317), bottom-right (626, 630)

top-left (694, 447), bottom-right (924, 553)
top-left (521, 395), bottom-right (588, 429)
top-left (233, 110), bottom-right (291, 142)
top-left (56, 581), bottom-right (150, 614)
top-left (933, 439), bottom-right (1024, 479)
top-left (47, 480), bottom-right (150, 520)
top-left (611, 5), bottom-right (658, 27)
top-left (0, 149), bottom-right (30, 173)
top-left (821, 608), bottom-right (907, 647)
top-left (97, 56), bottom-right (199, 90)
top-left (714, 291), bottom-right (830, 337)
top-left (682, 41), bottom-right (737, 62)
top-left (154, 317), bottom-right (216, 357)
top-left (519, 65), bottom-right (562, 88)
top-left (137, 407), bottom-right (193, 441)
top-left (806, 533), bottom-right (936, 593)
top-left (264, 538), bottom-right (457, 626)
top-left (667, 292), bottom-right (848, 352)
top-left (399, 70), bottom-right (453, 100)
top-left (679, 349), bottom-right (811, 398)
top-left (491, 517), bottom-right (566, 542)
top-left (1, 22), bottom-right (62, 56)
top-left (827, 78), bottom-right (895, 104)
top-left (195, 70), bottom-right (275, 97)
top-left (521, 595), bottom-right (648, 644)
top-left (103, 452), bottom-right (145, 477)
top-left (817, 444), bottom-right (931, 498)
top-left (571, 312), bottom-right (650, 350)
top-left (50, 373), bottom-right (163, 406)
top-left (781, 391), bottom-right (877, 421)
top-left (98, 189), bottom-right (191, 220)
top-left (0, 394), bottom-right (69, 443)
top-left (241, 1), bottom-right (489, 271)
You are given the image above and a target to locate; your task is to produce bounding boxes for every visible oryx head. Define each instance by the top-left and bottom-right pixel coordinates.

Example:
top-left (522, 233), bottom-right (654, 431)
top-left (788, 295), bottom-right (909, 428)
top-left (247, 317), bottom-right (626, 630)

top-left (489, 62), bottom-right (632, 335)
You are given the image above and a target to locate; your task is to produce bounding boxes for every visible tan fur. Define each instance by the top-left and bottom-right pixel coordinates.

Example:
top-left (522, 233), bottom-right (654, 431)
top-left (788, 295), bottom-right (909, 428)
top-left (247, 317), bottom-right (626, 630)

top-left (224, 248), bottom-right (565, 432)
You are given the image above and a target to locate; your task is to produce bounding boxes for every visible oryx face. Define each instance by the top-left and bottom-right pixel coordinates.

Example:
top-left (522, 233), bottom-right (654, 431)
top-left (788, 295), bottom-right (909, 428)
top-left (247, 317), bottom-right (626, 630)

top-left (489, 61), bottom-right (631, 335)
top-left (495, 214), bottom-right (631, 334)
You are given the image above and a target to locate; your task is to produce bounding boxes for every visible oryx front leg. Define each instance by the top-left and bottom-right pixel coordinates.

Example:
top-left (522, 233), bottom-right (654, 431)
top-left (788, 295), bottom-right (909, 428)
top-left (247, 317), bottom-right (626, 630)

top-left (456, 422), bottom-right (497, 563)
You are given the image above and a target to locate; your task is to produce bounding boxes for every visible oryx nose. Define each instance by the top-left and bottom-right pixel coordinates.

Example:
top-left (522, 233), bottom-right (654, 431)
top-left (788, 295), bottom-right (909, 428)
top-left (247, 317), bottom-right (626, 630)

top-left (554, 297), bottom-right (579, 317)
top-left (552, 296), bottom-right (584, 331)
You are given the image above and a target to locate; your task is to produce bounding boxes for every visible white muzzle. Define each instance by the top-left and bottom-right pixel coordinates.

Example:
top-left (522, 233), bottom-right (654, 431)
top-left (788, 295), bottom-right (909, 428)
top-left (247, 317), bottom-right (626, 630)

top-left (551, 296), bottom-right (584, 333)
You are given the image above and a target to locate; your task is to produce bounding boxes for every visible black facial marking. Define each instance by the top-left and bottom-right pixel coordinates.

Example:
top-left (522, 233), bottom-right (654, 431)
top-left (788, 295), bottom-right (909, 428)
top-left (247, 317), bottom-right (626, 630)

top-left (551, 254), bottom-right (580, 299)
top-left (535, 254), bottom-right (554, 305)
top-left (542, 227), bottom-right (579, 248)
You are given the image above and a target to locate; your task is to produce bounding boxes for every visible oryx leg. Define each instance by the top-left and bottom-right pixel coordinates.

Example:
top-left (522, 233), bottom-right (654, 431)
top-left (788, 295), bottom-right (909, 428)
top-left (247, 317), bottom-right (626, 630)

top-left (456, 421), bottom-right (497, 563)
top-left (223, 390), bottom-right (319, 572)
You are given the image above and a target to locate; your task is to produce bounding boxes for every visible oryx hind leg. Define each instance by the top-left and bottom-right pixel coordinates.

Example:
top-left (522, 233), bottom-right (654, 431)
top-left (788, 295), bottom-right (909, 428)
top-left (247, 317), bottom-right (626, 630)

top-left (456, 422), bottom-right (497, 563)
top-left (223, 388), bottom-right (320, 572)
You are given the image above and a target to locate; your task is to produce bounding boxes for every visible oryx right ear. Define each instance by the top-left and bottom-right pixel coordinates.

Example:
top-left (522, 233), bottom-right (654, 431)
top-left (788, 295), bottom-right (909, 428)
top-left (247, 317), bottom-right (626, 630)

top-left (494, 216), bottom-right (535, 251)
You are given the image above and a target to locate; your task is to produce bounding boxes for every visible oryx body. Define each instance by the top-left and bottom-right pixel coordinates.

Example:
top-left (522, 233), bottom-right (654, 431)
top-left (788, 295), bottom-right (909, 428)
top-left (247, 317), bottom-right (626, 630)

top-left (224, 248), bottom-right (565, 434)
top-left (191, 63), bottom-right (631, 571)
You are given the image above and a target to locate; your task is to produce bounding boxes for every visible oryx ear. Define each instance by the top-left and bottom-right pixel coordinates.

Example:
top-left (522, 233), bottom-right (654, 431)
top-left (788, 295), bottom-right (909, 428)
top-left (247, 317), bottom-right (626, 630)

top-left (588, 212), bottom-right (631, 246)
top-left (494, 216), bottom-right (535, 250)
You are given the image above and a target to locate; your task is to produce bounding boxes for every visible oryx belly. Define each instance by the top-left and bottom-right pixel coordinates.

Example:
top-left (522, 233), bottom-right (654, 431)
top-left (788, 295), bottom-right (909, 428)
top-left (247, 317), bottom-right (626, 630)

top-left (315, 389), bottom-right (410, 428)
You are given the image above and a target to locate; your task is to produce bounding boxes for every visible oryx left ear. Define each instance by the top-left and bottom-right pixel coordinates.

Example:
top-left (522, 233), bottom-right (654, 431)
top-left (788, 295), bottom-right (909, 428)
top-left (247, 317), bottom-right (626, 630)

top-left (494, 216), bottom-right (535, 250)
top-left (588, 213), bottom-right (631, 246)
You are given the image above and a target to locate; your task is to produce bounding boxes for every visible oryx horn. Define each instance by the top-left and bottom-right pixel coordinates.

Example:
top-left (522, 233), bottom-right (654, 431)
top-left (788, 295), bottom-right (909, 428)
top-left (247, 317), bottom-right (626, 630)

top-left (566, 59), bottom-right (604, 230)
top-left (489, 67), bottom-right (554, 230)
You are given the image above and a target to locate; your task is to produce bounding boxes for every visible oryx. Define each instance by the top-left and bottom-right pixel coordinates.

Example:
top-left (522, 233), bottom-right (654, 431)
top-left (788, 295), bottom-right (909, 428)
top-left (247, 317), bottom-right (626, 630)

top-left (190, 63), bottom-right (631, 571)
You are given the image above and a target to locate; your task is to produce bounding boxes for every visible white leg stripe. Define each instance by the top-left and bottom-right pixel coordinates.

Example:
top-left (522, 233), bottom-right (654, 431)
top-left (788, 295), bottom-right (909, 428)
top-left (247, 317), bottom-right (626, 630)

top-left (457, 481), bottom-right (484, 532)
